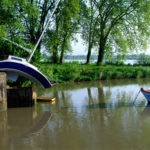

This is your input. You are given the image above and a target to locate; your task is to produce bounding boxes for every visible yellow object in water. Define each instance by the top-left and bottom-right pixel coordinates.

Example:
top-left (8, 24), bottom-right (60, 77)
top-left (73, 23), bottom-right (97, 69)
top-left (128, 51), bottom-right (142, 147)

top-left (37, 97), bottom-right (56, 103)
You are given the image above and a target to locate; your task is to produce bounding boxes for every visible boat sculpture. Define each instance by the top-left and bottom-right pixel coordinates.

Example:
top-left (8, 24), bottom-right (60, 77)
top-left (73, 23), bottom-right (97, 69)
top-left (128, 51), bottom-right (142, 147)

top-left (141, 88), bottom-right (150, 104)
top-left (0, 55), bottom-right (52, 88)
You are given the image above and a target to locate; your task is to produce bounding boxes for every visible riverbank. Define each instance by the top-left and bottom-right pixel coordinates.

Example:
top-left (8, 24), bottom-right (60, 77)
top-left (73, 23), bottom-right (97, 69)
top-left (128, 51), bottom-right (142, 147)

top-left (37, 63), bottom-right (150, 84)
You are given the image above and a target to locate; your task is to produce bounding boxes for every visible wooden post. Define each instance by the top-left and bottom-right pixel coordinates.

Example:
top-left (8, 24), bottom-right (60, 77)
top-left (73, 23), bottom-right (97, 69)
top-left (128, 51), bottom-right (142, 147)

top-left (0, 72), bottom-right (7, 111)
top-left (7, 87), bottom-right (34, 108)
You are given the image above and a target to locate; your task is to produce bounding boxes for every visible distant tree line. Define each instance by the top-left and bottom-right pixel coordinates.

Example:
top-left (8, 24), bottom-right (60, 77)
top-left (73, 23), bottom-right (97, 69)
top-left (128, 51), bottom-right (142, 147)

top-left (0, 0), bottom-right (150, 65)
top-left (65, 54), bottom-right (150, 60)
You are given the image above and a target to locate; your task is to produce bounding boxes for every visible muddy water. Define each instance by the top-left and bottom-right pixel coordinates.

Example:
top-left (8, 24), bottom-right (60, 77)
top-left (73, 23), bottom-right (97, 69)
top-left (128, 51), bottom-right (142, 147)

top-left (0, 79), bottom-right (150, 150)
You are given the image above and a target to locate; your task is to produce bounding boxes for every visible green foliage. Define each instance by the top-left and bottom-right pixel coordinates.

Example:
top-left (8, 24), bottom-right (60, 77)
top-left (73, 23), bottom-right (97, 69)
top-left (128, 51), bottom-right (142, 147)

top-left (79, 66), bottom-right (100, 81)
top-left (137, 54), bottom-right (150, 66)
top-left (55, 64), bottom-right (80, 82)
top-left (0, 0), bottom-right (149, 66)
top-left (80, 0), bottom-right (150, 64)
top-left (43, 0), bottom-right (80, 64)
top-left (0, 25), bottom-right (6, 38)
top-left (0, 0), bottom-right (33, 58)
top-left (9, 62), bottom-right (150, 87)
top-left (35, 63), bottom-right (150, 84)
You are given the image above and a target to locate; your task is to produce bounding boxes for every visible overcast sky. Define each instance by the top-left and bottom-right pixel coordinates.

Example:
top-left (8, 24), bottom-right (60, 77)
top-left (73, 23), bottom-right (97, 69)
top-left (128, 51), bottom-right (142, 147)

top-left (71, 39), bottom-right (87, 55)
top-left (71, 33), bottom-right (150, 55)
top-left (71, 41), bottom-right (150, 56)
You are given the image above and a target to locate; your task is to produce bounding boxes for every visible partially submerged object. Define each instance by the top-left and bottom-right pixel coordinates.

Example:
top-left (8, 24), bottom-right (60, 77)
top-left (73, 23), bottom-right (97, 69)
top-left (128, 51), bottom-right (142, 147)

top-left (141, 88), bottom-right (150, 104)
top-left (37, 97), bottom-right (56, 103)
top-left (0, 55), bottom-right (52, 88)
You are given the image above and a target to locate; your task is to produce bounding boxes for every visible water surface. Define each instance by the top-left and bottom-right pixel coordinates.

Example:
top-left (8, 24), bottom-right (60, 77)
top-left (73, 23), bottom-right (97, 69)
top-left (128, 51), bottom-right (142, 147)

top-left (0, 79), bottom-right (150, 150)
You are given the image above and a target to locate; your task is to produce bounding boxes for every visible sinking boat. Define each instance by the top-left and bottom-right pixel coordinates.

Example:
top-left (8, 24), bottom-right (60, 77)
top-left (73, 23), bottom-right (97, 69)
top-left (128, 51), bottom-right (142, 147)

top-left (141, 88), bottom-right (150, 104)
top-left (0, 55), bottom-right (52, 88)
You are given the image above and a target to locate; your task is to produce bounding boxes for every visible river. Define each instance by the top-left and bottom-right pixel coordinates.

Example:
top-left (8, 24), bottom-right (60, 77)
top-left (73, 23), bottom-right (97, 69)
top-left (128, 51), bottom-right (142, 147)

top-left (0, 79), bottom-right (150, 150)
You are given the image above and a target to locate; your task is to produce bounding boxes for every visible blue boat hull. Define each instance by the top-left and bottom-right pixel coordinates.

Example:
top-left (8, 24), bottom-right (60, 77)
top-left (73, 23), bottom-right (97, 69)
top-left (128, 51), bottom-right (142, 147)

top-left (0, 61), bottom-right (52, 88)
top-left (141, 88), bottom-right (150, 103)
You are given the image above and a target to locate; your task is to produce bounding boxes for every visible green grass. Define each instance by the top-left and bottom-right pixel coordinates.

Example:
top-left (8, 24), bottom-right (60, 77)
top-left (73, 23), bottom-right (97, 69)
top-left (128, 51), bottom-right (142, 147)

top-left (36, 63), bottom-right (150, 84)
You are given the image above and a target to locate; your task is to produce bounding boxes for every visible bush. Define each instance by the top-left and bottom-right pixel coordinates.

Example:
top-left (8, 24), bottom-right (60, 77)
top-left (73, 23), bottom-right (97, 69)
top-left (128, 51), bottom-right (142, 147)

top-left (37, 63), bottom-right (150, 83)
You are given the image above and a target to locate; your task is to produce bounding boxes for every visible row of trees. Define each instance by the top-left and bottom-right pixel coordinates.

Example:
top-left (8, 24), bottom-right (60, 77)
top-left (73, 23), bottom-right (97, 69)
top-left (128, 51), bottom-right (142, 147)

top-left (0, 0), bottom-right (150, 65)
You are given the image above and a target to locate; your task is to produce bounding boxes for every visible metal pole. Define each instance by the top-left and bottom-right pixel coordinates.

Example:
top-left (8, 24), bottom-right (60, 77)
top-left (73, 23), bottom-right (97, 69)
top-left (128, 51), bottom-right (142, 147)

top-left (28, 0), bottom-right (61, 62)
top-left (4, 38), bottom-right (32, 54)
top-left (133, 90), bottom-right (141, 105)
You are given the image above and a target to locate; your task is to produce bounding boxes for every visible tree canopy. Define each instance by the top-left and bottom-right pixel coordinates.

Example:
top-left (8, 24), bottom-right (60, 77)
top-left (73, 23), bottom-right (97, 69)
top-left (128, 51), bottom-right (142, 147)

top-left (0, 0), bottom-right (149, 65)
top-left (80, 0), bottom-right (150, 64)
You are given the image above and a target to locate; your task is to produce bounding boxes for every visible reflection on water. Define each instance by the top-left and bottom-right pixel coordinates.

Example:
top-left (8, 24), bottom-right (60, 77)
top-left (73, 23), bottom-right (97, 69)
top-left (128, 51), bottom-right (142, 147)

top-left (1, 79), bottom-right (150, 149)
top-left (0, 106), bottom-right (51, 150)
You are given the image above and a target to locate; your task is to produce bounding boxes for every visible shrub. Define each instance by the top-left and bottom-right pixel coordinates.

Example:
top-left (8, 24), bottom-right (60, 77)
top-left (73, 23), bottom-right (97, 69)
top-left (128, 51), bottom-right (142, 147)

top-left (37, 63), bottom-right (150, 83)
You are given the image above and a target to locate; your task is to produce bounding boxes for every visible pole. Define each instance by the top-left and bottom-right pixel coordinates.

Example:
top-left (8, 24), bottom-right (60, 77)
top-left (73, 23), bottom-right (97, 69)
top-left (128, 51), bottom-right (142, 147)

top-left (4, 38), bottom-right (32, 54)
top-left (133, 90), bottom-right (141, 105)
top-left (28, 0), bottom-right (61, 62)
top-left (0, 72), bottom-right (7, 111)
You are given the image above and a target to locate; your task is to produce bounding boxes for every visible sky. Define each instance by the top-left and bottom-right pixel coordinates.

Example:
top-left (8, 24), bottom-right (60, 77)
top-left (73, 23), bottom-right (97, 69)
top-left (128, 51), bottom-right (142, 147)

top-left (71, 42), bottom-right (150, 56)
top-left (71, 38), bottom-right (87, 55)
top-left (71, 35), bottom-right (150, 56)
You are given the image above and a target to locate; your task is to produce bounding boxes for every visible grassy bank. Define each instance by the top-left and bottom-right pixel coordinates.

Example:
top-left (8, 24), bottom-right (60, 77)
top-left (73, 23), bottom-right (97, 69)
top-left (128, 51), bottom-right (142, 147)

top-left (36, 63), bottom-right (150, 84)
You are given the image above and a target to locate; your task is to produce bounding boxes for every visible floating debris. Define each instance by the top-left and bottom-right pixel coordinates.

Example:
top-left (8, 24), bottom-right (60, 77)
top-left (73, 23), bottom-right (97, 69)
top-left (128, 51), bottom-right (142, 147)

top-left (37, 97), bottom-right (56, 103)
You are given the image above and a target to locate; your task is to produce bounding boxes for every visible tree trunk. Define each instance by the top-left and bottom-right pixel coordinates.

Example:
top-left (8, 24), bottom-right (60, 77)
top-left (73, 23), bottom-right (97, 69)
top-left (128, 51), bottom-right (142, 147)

top-left (59, 34), bottom-right (67, 64)
top-left (86, 5), bottom-right (93, 64)
top-left (59, 46), bottom-right (64, 64)
top-left (97, 45), bottom-right (105, 65)
top-left (52, 14), bottom-right (59, 64)
top-left (86, 14), bottom-right (98, 64)
top-left (86, 44), bottom-right (92, 64)
top-left (52, 49), bottom-right (58, 64)
top-left (97, 37), bottom-right (105, 65)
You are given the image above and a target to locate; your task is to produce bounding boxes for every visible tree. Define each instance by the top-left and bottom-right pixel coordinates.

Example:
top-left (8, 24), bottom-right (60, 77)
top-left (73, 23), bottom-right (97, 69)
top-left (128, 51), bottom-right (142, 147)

top-left (0, 0), bottom-right (60, 62)
top-left (44, 0), bottom-right (80, 64)
top-left (80, 0), bottom-right (98, 64)
top-left (81, 0), bottom-right (150, 65)
top-left (59, 0), bottom-right (80, 64)
top-left (0, 0), bottom-right (16, 37)
top-left (0, 0), bottom-right (29, 58)
top-left (0, 0), bottom-right (38, 58)
top-left (0, 0), bottom-right (80, 64)
top-left (9, 0), bottom-right (53, 62)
